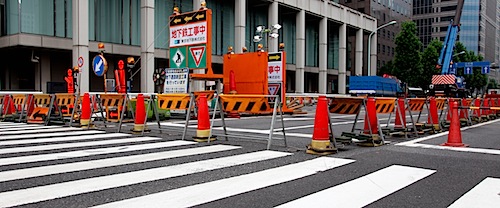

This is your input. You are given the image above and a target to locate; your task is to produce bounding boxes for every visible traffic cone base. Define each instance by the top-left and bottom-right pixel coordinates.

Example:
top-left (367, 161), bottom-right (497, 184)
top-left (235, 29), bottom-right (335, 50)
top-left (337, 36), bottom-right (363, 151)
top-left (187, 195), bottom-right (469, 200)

top-left (193, 129), bottom-right (217, 142)
top-left (442, 101), bottom-right (468, 147)
top-left (131, 124), bottom-right (151, 134)
top-left (80, 119), bottom-right (90, 127)
top-left (441, 142), bottom-right (469, 147)
top-left (306, 140), bottom-right (336, 155)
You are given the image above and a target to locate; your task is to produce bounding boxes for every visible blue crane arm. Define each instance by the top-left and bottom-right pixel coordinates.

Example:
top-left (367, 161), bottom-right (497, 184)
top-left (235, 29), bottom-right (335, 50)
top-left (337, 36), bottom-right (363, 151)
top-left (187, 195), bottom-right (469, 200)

top-left (439, 23), bottom-right (459, 74)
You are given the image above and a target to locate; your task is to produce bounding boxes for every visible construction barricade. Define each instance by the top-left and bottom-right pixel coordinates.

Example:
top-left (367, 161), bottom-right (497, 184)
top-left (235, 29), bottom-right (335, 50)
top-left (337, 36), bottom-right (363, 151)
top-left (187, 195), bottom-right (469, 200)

top-left (383, 98), bottom-right (419, 138)
top-left (87, 93), bottom-right (129, 132)
top-left (27, 94), bottom-right (58, 125)
top-left (2, 94), bottom-right (28, 122)
top-left (53, 93), bottom-right (79, 126)
top-left (209, 94), bottom-right (287, 150)
top-left (329, 97), bottom-right (385, 146)
top-left (149, 93), bottom-right (195, 139)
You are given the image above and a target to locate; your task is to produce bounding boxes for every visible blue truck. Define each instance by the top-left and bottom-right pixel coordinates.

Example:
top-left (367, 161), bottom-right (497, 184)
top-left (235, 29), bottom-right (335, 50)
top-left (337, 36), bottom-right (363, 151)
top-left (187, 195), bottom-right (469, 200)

top-left (348, 76), bottom-right (403, 97)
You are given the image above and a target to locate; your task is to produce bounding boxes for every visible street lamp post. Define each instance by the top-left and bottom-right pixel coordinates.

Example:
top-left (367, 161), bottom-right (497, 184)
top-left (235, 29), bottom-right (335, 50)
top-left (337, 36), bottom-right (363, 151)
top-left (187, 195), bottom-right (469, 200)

top-left (367, 20), bottom-right (397, 76)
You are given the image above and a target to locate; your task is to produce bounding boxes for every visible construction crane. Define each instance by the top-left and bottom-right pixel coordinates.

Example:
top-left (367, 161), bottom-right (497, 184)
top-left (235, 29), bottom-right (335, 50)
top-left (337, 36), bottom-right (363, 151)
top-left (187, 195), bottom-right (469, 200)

top-left (431, 0), bottom-right (466, 97)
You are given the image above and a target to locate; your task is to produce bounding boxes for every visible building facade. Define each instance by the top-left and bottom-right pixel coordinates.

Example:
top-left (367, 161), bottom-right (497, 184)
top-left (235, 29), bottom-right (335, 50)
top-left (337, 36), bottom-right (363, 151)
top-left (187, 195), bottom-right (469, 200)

top-left (340, 0), bottom-right (412, 74)
top-left (0, 0), bottom-right (377, 94)
top-left (414, 0), bottom-right (500, 65)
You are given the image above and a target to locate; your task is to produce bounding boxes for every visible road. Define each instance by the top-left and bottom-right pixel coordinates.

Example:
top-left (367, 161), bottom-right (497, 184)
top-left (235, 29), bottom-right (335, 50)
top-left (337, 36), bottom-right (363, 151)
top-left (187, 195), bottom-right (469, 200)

top-left (0, 106), bottom-right (499, 208)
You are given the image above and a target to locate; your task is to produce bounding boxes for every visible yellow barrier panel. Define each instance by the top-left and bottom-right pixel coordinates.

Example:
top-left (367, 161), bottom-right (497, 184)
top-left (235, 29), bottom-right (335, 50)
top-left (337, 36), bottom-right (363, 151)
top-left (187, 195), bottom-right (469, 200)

top-left (219, 94), bottom-right (271, 114)
top-left (329, 97), bottom-right (364, 114)
top-left (193, 91), bottom-right (215, 101)
top-left (28, 94), bottom-right (55, 125)
top-left (375, 98), bottom-right (396, 114)
top-left (408, 98), bottom-right (426, 112)
top-left (157, 94), bottom-right (191, 110)
top-left (435, 98), bottom-right (446, 110)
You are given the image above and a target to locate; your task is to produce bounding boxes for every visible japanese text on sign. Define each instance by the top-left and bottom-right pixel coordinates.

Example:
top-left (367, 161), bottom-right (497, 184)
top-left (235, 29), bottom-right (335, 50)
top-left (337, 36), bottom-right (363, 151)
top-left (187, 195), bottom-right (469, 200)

top-left (268, 62), bottom-right (283, 82)
top-left (170, 22), bottom-right (207, 47)
top-left (163, 68), bottom-right (189, 93)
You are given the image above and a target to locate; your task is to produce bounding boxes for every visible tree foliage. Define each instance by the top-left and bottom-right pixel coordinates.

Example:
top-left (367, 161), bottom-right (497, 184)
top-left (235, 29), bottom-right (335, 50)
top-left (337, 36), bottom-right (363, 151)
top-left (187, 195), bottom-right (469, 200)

top-left (420, 39), bottom-right (442, 89)
top-left (393, 21), bottom-right (423, 88)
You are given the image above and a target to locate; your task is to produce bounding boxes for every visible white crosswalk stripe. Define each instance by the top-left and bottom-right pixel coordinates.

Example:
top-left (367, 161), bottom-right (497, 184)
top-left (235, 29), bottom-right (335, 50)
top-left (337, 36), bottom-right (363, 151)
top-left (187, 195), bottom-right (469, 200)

top-left (0, 122), bottom-right (494, 208)
top-left (0, 125), bottom-right (59, 132)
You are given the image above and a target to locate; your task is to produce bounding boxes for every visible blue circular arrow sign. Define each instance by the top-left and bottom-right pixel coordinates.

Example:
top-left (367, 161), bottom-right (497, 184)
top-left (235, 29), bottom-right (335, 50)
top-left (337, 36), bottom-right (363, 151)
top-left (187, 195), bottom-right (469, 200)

top-left (92, 55), bottom-right (108, 77)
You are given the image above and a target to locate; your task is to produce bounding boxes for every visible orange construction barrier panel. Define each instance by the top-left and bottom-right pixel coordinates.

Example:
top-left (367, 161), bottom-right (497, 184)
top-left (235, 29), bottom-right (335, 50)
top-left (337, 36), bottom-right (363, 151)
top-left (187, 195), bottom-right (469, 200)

top-left (218, 94), bottom-right (271, 114)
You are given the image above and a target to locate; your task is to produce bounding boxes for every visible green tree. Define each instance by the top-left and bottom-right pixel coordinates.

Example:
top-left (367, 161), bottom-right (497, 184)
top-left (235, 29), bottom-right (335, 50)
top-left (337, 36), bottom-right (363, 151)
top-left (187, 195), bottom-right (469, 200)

top-left (377, 60), bottom-right (395, 76)
top-left (420, 39), bottom-right (442, 89)
top-left (393, 21), bottom-right (423, 87)
top-left (487, 78), bottom-right (498, 89)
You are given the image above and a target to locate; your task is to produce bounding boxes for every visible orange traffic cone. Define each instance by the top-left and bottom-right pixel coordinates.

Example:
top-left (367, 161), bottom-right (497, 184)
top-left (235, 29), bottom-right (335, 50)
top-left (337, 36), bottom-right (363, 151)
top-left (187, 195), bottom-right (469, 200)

top-left (132, 94), bottom-right (149, 133)
top-left (2, 95), bottom-right (13, 115)
top-left (306, 96), bottom-right (336, 155)
top-left (363, 97), bottom-right (379, 136)
top-left (80, 93), bottom-right (91, 127)
top-left (394, 98), bottom-right (406, 129)
top-left (441, 101), bottom-right (468, 147)
top-left (427, 97), bottom-right (440, 131)
top-left (193, 94), bottom-right (216, 142)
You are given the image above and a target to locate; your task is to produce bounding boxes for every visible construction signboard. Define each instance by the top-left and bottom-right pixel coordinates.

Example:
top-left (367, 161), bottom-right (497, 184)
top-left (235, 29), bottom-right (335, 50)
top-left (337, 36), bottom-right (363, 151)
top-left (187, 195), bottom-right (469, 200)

top-left (268, 52), bottom-right (286, 103)
top-left (169, 9), bottom-right (212, 71)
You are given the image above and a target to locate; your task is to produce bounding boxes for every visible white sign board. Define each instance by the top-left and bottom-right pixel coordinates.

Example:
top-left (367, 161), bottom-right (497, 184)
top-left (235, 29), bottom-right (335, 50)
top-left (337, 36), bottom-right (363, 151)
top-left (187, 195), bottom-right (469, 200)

top-left (268, 52), bottom-right (283, 82)
top-left (163, 68), bottom-right (189, 94)
top-left (170, 21), bottom-right (208, 47)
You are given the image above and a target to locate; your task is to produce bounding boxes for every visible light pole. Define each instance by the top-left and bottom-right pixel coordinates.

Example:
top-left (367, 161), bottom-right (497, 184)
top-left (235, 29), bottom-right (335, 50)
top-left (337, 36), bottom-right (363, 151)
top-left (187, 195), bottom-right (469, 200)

top-left (367, 20), bottom-right (397, 76)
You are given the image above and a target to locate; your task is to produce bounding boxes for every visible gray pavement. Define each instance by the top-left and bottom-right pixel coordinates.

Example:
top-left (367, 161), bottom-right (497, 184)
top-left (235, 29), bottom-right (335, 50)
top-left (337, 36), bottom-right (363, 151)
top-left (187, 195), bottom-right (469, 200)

top-left (0, 106), bottom-right (499, 208)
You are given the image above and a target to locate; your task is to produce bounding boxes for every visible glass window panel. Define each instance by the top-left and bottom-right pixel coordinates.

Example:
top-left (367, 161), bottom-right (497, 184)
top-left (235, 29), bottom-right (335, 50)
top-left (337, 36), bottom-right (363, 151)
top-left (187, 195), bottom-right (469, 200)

top-left (20, 0), bottom-right (54, 36)
top-left (7, 0), bottom-right (20, 34)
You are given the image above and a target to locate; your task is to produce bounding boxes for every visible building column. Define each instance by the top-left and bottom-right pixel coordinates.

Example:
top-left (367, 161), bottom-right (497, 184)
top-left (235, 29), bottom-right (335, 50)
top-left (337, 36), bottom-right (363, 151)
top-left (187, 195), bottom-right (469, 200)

top-left (235, 0), bottom-right (246, 53)
top-left (355, 28), bottom-right (363, 76)
top-left (35, 54), bottom-right (51, 92)
top-left (370, 33), bottom-right (377, 76)
top-left (338, 23), bottom-right (347, 94)
top-left (295, 10), bottom-right (305, 93)
top-left (319, 17), bottom-right (327, 94)
top-left (268, 1), bottom-right (278, 52)
top-left (72, 0), bottom-right (89, 93)
top-left (140, 0), bottom-right (155, 93)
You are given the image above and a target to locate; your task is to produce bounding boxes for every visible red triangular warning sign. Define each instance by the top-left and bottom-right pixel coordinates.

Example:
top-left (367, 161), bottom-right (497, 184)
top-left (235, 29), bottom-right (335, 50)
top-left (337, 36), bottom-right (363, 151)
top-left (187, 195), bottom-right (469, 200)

top-left (190, 46), bottom-right (205, 67)
top-left (268, 84), bottom-right (280, 95)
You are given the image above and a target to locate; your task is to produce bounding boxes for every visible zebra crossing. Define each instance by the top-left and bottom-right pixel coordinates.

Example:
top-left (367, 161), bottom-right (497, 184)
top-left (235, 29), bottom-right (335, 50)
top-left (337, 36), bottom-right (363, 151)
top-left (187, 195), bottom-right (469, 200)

top-left (0, 121), bottom-right (498, 207)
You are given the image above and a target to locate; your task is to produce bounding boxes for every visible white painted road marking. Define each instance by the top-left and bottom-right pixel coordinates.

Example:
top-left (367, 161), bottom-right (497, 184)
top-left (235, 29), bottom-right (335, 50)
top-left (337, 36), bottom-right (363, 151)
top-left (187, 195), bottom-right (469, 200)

top-left (448, 177), bottom-right (500, 208)
top-left (0, 127), bottom-right (81, 135)
top-left (0, 133), bottom-right (140, 154)
top-left (0, 150), bottom-right (291, 208)
top-left (92, 157), bottom-right (355, 208)
top-left (0, 145), bottom-right (241, 183)
top-left (0, 125), bottom-right (59, 132)
top-left (0, 130), bottom-right (104, 142)
top-left (0, 140), bottom-right (196, 166)
top-left (0, 132), bottom-right (119, 146)
top-left (276, 165), bottom-right (436, 208)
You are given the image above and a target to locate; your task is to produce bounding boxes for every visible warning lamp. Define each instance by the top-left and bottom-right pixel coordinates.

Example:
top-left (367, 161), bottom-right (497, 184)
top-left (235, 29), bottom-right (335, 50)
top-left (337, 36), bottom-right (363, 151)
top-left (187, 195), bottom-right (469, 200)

top-left (200, 1), bottom-right (207, 10)
top-left (227, 46), bottom-right (234, 54)
top-left (173, 6), bottom-right (180, 15)
top-left (73, 66), bottom-right (80, 73)
top-left (257, 44), bottom-right (264, 52)
top-left (242, 46), bottom-right (248, 53)
top-left (127, 57), bottom-right (135, 68)
top-left (98, 43), bottom-right (105, 53)
top-left (279, 43), bottom-right (285, 51)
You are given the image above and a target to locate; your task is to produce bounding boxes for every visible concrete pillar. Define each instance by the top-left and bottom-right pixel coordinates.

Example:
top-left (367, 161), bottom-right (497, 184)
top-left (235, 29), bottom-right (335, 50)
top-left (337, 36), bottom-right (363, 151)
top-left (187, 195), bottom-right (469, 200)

top-left (295, 10), bottom-right (305, 93)
top-left (268, 1), bottom-right (278, 52)
top-left (370, 33), bottom-right (378, 76)
top-left (319, 17), bottom-right (327, 94)
top-left (140, 0), bottom-right (155, 93)
top-left (235, 0), bottom-right (246, 53)
top-left (355, 28), bottom-right (363, 76)
top-left (338, 23), bottom-right (347, 94)
top-left (72, 0), bottom-right (89, 93)
top-left (35, 54), bottom-right (51, 92)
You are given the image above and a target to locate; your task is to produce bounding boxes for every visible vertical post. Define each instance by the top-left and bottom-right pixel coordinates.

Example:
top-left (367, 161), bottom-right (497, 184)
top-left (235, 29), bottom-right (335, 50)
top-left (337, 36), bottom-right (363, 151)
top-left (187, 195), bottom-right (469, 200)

top-left (141, 0), bottom-right (155, 93)
top-left (72, 0), bottom-right (89, 93)
top-left (235, 0), bottom-right (246, 53)
top-left (369, 32), bottom-right (378, 76)
top-left (192, 0), bottom-right (205, 91)
top-left (319, 16), bottom-right (328, 93)
top-left (355, 28), bottom-right (363, 76)
top-left (338, 22), bottom-right (347, 94)
top-left (295, 10), bottom-right (305, 93)
top-left (268, 1), bottom-right (279, 52)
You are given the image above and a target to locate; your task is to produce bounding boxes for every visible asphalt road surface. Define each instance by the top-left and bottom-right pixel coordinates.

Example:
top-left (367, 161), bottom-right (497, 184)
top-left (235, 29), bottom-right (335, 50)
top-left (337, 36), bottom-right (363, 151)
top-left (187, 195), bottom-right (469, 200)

top-left (0, 106), bottom-right (499, 208)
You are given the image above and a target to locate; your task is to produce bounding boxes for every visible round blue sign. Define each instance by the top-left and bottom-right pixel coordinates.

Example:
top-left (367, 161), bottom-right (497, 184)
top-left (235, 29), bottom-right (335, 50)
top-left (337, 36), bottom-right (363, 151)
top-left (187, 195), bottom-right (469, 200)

top-left (92, 55), bottom-right (108, 77)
